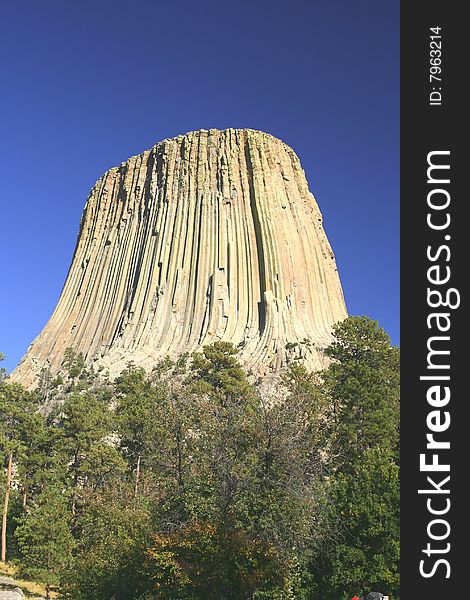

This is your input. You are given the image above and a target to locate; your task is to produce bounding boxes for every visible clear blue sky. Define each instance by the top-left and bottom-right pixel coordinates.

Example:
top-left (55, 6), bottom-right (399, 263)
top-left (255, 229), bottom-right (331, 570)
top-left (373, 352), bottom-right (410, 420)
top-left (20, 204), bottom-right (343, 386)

top-left (0, 0), bottom-right (399, 373)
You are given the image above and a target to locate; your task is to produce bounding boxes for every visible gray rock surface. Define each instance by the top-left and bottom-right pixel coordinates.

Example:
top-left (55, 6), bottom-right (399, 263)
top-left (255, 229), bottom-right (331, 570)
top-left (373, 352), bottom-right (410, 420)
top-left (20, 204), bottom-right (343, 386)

top-left (12, 128), bottom-right (347, 387)
top-left (0, 581), bottom-right (24, 599)
top-left (0, 575), bottom-right (43, 599)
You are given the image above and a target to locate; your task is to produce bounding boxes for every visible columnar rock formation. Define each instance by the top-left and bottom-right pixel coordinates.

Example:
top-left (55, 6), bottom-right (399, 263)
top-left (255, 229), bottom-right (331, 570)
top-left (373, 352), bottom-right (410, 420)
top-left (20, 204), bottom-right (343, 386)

top-left (12, 129), bottom-right (347, 388)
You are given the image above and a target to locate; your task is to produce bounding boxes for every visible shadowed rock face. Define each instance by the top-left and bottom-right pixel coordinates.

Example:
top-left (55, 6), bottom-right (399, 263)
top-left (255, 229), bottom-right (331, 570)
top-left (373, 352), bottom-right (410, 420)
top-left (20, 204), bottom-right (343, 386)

top-left (12, 129), bottom-right (347, 388)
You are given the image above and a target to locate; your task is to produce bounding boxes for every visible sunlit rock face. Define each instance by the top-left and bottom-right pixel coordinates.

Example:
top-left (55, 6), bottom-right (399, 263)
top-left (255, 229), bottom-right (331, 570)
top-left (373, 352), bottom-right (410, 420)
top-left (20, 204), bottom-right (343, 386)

top-left (12, 129), bottom-right (347, 388)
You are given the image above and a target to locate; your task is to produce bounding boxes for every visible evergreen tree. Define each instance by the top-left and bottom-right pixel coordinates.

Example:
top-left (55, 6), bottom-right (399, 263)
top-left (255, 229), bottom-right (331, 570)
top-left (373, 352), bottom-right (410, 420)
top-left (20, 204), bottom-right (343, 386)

top-left (0, 381), bottom-right (42, 561)
top-left (0, 352), bottom-right (7, 382)
top-left (309, 317), bottom-right (400, 599)
top-left (61, 491), bottom-right (151, 600)
top-left (323, 316), bottom-right (400, 470)
top-left (115, 365), bottom-right (166, 497)
top-left (14, 485), bottom-right (75, 598)
top-left (190, 342), bottom-right (253, 400)
top-left (57, 389), bottom-right (115, 509)
top-left (0, 325), bottom-right (400, 600)
top-left (312, 448), bottom-right (399, 599)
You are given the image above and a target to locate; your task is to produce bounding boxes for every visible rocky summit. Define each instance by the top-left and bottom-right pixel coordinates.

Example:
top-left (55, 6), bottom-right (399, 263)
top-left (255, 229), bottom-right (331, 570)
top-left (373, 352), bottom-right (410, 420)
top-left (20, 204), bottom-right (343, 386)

top-left (12, 129), bottom-right (347, 387)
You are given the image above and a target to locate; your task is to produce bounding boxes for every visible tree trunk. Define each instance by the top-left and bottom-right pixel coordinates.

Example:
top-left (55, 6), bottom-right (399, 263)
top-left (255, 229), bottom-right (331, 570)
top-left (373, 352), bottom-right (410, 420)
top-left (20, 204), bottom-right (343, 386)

top-left (71, 445), bottom-right (80, 516)
top-left (1, 452), bottom-right (13, 562)
top-left (176, 427), bottom-right (184, 488)
top-left (134, 454), bottom-right (141, 498)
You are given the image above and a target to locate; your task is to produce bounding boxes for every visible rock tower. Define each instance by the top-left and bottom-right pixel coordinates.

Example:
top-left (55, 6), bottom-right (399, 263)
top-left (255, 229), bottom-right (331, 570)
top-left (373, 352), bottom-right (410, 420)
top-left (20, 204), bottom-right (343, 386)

top-left (12, 129), bottom-right (347, 388)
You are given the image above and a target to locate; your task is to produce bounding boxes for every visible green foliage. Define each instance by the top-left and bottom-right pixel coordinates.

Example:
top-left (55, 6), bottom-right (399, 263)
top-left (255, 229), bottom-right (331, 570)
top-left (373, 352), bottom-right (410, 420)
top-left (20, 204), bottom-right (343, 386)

top-left (324, 316), bottom-right (400, 470)
top-left (311, 448), bottom-right (399, 599)
top-left (55, 390), bottom-right (117, 514)
top-left (1, 381), bottom-right (49, 563)
top-left (115, 365), bottom-right (166, 492)
top-left (190, 342), bottom-right (253, 399)
top-left (0, 382), bottom-right (41, 457)
top-left (0, 322), bottom-right (400, 599)
top-left (309, 317), bottom-right (400, 599)
top-left (15, 485), bottom-right (75, 586)
top-left (0, 351), bottom-right (7, 382)
top-left (59, 390), bottom-right (114, 456)
top-left (61, 492), bottom-right (151, 600)
top-left (62, 348), bottom-right (87, 381)
top-left (143, 521), bottom-right (290, 600)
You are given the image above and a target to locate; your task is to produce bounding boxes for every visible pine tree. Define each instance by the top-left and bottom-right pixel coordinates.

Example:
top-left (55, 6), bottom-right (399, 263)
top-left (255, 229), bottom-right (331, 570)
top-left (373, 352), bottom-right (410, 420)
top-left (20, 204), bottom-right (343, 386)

top-left (0, 381), bottom-right (42, 561)
top-left (310, 317), bottom-right (400, 599)
top-left (313, 448), bottom-right (399, 599)
top-left (0, 352), bottom-right (7, 383)
top-left (323, 316), bottom-right (400, 470)
top-left (115, 365), bottom-right (168, 496)
top-left (56, 389), bottom-right (115, 514)
top-left (15, 485), bottom-right (75, 598)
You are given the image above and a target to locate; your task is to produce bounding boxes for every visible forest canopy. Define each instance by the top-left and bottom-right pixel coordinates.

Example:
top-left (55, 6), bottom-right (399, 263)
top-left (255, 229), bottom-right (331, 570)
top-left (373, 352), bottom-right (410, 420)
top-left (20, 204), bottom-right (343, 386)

top-left (0, 317), bottom-right (400, 600)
